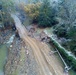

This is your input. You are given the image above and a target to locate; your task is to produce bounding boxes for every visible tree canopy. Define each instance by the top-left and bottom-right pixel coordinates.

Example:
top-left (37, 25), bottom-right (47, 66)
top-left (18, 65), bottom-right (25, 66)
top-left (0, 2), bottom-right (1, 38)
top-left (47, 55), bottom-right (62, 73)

top-left (0, 0), bottom-right (14, 12)
top-left (0, 0), bottom-right (15, 29)
top-left (23, 0), bottom-right (58, 27)
top-left (37, 0), bottom-right (57, 27)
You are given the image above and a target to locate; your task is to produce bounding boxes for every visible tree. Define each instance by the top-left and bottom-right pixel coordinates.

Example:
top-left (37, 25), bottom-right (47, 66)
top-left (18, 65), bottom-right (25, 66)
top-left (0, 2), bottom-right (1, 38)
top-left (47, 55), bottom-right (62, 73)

top-left (67, 25), bottom-right (76, 55)
top-left (37, 0), bottom-right (57, 27)
top-left (23, 0), bottom-right (58, 27)
top-left (23, 3), bottom-right (41, 19)
top-left (58, 0), bottom-right (76, 26)
top-left (0, 0), bottom-right (14, 29)
top-left (0, 0), bottom-right (14, 12)
top-left (55, 0), bottom-right (76, 38)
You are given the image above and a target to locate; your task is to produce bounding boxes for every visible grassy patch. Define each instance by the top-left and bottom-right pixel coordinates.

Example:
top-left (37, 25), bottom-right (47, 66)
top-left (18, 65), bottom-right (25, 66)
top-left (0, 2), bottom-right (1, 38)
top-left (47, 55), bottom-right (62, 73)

top-left (44, 27), bottom-right (53, 34)
top-left (0, 45), bottom-right (7, 71)
top-left (12, 70), bottom-right (18, 75)
top-left (23, 17), bottom-right (32, 26)
top-left (69, 70), bottom-right (76, 75)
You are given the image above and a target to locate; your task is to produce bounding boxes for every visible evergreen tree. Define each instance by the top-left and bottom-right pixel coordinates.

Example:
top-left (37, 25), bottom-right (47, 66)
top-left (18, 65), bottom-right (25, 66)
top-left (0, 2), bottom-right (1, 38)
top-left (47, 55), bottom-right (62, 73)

top-left (37, 0), bottom-right (57, 27)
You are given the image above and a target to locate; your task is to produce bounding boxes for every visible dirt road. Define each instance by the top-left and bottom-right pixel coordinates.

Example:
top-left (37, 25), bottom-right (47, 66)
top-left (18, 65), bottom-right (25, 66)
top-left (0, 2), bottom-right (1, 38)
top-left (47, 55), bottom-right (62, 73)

top-left (11, 14), bottom-right (69, 75)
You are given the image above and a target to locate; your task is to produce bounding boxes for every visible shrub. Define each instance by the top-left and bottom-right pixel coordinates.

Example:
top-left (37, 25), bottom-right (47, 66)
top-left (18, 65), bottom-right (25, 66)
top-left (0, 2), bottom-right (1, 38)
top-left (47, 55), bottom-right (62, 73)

top-left (23, 3), bottom-right (41, 21)
top-left (54, 24), bottom-right (67, 37)
top-left (0, 11), bottom-right (15, 30)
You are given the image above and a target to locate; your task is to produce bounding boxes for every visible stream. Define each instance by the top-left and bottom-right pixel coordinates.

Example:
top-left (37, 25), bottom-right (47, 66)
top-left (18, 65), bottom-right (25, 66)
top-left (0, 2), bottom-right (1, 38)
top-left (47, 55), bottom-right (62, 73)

top-left (0, 34), bottom-right (15, 75)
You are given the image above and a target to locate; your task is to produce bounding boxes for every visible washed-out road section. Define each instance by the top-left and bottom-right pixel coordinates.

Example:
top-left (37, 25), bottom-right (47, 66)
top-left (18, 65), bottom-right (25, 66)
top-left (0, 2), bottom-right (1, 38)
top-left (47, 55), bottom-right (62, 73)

top-left (11, 14), bottom-right (68, 75)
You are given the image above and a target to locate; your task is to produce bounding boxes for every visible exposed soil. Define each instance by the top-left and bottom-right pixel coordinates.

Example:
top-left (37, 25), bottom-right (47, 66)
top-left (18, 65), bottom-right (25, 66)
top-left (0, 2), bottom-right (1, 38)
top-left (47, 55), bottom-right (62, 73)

top-left (5, 36), bottom-right (39, 75)
top-left (7, 14), bottom-right (69, 75)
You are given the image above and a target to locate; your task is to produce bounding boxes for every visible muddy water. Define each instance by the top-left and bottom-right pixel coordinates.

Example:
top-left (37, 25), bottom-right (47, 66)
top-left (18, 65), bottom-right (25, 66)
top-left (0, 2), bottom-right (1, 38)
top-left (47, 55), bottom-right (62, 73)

top-left (0, 45), bottom-right (8, 75)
